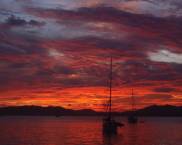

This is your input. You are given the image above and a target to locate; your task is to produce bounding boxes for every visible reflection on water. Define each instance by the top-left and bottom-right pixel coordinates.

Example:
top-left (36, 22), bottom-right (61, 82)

top-left (0, 117), bottom-right (181, 145)
top-left (103, 133), bottom-right (123, 145)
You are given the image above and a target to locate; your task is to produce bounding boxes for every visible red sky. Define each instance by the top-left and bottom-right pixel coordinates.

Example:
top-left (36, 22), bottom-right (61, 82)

top-left (0, 0), bottom-right (181, 111)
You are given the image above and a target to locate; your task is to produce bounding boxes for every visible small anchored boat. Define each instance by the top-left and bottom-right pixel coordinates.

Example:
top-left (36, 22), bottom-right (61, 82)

top-left (128, 89), bottom-right (138, 124)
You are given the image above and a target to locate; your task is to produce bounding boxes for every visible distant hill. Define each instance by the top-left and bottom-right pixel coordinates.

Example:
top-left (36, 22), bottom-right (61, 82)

top-left (122, 105), bottom-right (182, 117)
top-left (0, 105), bottom-right (181, 117)
top-left (0, 106), bottom-right (98, 116)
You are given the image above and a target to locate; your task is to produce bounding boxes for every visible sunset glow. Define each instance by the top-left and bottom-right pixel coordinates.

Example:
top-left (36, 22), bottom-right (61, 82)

top-left (0, 0), bottom-right (181, 111)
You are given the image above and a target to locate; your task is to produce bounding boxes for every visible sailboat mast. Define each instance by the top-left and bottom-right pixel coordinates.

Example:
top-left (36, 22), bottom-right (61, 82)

top-left (109, 57), bottom-right (113, 119)
top-left (132, 89), bottom-right (135, 111)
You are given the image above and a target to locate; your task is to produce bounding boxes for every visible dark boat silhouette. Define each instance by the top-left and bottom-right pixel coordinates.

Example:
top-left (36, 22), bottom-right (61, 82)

top-left (128, 89), bottom-right (138, 124)
top-left (102, 57), bottom-right (124, 134)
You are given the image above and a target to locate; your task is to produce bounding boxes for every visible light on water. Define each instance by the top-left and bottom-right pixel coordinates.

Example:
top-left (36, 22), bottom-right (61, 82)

top-left (0, 117), bottom-right (181, 145)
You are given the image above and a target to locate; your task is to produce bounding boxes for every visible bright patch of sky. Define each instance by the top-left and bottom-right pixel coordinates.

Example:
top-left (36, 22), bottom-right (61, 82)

top-left (48, 48), bottom-right (64, 59)
top-left (148, 49), bottom-right (182, 64)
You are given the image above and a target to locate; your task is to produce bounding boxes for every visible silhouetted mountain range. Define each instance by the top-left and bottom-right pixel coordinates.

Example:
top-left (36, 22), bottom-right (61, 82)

top-left (0, 105), bottom-right (181, 117)
top-left (122, 105), bottom-right (182, 117)
top-left (0, 106), bottom-right (97, 116)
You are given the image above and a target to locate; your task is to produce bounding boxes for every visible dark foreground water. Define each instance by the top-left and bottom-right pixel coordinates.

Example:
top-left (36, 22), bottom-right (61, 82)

top-left (0, 117), bottom-right (181, 145)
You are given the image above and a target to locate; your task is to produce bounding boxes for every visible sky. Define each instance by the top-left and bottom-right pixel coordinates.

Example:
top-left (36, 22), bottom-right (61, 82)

top-left (0, 0), bottom-right (181, 111)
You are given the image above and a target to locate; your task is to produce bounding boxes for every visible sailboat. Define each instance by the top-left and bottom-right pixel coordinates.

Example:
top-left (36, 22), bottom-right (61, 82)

top-left (128, 89), bottom-right (138, 124)
top-left (102, 57), bottom-right (124, 134)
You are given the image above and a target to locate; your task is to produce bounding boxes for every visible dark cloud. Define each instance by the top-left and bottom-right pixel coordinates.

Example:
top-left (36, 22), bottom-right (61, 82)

top-left (76, 37), bottom-right (132, 50)
top-left (172, 64), bottom-right (182, 73)
top-left (154, 87), bottom-right (177, 93)
top-left (143, 94), bottom-right (174, 101)
top-left (0, 33), bottom-right (47, 56)
top-left (0, 43), bottom-right (26, 55)
top-left (26, 6), bottom-right (182, 53)
top-left (5, 15), bottom-right (45, 27)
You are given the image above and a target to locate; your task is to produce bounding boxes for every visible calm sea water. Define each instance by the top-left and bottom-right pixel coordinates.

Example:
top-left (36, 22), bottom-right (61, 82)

top-left (0, 117), bottom-right (181, 145)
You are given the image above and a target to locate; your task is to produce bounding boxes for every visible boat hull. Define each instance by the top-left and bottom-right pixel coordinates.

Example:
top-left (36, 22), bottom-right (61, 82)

top-left (102, 118), bottom-right (124, 134)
